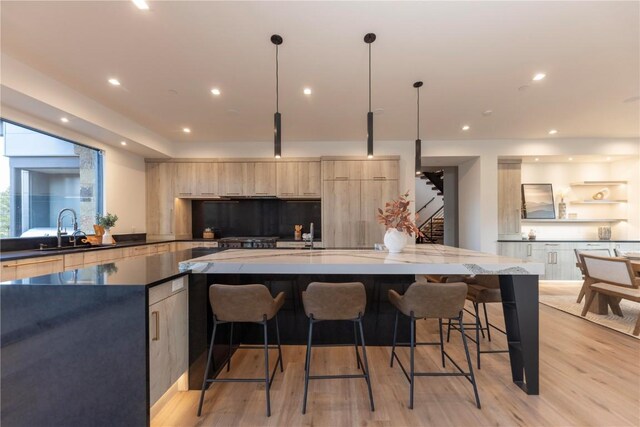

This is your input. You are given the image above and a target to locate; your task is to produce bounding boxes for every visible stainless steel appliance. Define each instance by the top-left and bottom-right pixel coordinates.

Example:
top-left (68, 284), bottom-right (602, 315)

top-left (218, 237), bottom-right (279, 249)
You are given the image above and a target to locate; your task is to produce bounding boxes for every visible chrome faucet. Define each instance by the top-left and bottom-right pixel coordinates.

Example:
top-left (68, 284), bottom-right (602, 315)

top-left (307, 222), bottom-right (315, 249)
top-left (70, 230), bottom-right (87, 247)
top-left (57, 208), bottom-right (78, 248)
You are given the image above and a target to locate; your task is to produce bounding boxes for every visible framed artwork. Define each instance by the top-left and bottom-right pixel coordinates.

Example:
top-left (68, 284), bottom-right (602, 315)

top-left (521, 184), bottom-right (555, 219)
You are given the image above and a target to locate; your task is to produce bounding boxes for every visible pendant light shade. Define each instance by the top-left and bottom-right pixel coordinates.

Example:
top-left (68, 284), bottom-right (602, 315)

top-left (364, 33), bottom-right (376, 158)
top-left (271, 34), bottom-right (283, 158)
top-left (413, 81), bottom-right (423, 176)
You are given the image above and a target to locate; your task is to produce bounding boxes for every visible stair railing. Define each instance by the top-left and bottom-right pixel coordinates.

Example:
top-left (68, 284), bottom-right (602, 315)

top-left (418, 205), bottom-right (444, 243)
top-left (416, 197), bottom-right (436, 216)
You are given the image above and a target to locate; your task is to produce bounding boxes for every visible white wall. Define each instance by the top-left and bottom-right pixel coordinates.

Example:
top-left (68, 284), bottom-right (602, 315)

top-left (2, 107), bottom-right (147, 235)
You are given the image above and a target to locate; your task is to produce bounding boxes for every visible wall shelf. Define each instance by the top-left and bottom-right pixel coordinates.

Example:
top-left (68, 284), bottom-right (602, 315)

top-left (570, 200), bottom-right (627, 204)
top-left (569, 181), bottom-right (627, 186)
top-left (521, 218), bottom-right (626, 223)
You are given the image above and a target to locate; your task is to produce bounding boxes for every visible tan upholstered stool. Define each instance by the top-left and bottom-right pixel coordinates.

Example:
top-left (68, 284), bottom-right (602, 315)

top-left (197, 284), bottom-right (285, 417)
top-left (446, 275), bottom-right (508, 369)
top-left (389, 281), bottom-right (481, 409)
top-left (301, 282), bottom-right (374, 414)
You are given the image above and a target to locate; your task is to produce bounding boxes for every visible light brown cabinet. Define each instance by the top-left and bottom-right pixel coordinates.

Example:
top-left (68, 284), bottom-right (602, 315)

top-left (498, 161), bottom-right (522, 240)
top-left (149, 277), bottom-right (188, 407)
top-left (276, 161), bottom-right (321, 198)
top-left (322, 159), bottom-right (399, 248)
top-left (174, 163), bottom-right (197, 197)
top-left (146, 162), bottom-right (177, 238)
top-left (218, 162), bottom-right (247, 196)
top-left (2, 256), bottom-right (64, 281)
top-left (196, 163), bottom-right (219, 196)
top-left (251, 162), bottom-right (276, 196)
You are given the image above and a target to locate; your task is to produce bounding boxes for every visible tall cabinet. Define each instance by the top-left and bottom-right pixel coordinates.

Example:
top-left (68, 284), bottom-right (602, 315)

top-left (498, 160), bottom-right (522, 240)
top-left (322, 159), bottom-right (399, 248)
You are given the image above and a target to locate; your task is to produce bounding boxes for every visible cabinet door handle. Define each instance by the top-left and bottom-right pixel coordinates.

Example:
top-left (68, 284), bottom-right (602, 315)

top-left (200, 192), bottom-right (218, 195)
top-left (6, 258), bottom-right (63, 268)
top-left (373, 176), bottom-right (387, 180)
top-left (226, 192), bottom-right (240, 195)
top-left (255, 192), bottom-right (269, 195)
top-left (335, 177), bottom-right (348, 180)
top-left (527, 244), bottom-right (532, 256)
top-left (178, 192), bottom-right (192, 195)
top-left (152, 311), bottom-right (160, 341)
top-left (303, 192), bottom-right (316, 195)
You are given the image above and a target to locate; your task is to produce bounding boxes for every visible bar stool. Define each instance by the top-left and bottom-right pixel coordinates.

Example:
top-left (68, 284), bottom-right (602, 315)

top-left (197, 284), bottom-right (285, 417)
top-left (446, 275), bottom-right (508, 369)
top-left (301, 282), bottom-right (375, 414)
top-left (389, 281), bottom-right (481, 409)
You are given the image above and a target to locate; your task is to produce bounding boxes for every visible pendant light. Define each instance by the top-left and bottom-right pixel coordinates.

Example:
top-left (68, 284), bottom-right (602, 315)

top-left (414, 81), bottom-right (423, 175)
top-left (364, 33), bottom-right (376, 159)
top-left (271, 34), bottom-right (283, 158)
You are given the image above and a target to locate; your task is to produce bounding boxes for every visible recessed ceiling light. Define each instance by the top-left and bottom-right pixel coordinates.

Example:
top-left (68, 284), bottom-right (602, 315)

top-left (60, 117), bottom-right (69, 123)
top-left (108, 78), bottom-right (121, 86)
top-left (120, 141), bottom-right (127, 146)
top-left (303, 88), bottom-right (312, 95)
top-left (482, 110), bottom-right (493, 116)
top-left (532, 73), bottom-right (546, 81)
top-left (182, 127), bottom-right (191, 133)
top-left (211, 88), bottom-right (221, 96)
top-left (275, 155), bottom-right (281, 159)
top-left (606, 157), bottom-right (611, 161)
top-left (132, 0), bottom-right (149, 10)
top-left (568, 157), bottom-right (573, 161)
top-left (462, 125), bottom-right (470, 131)
top-left (535, 158), bottom-right (539, 162)
top-left (548, 129), bottom-right (558, 135)
top-left (367, 154), bottom-right (374, 159)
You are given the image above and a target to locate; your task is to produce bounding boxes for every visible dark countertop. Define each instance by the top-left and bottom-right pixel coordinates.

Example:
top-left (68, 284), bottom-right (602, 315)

top-left (497, 240), bottom-right (640, 243)
top-left (1, 248), bottom-right (222, 287)
top-left (0, 238), bottom-right (219, 262)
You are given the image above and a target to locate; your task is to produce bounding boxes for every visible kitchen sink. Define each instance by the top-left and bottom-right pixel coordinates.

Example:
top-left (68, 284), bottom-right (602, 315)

top-left (38, 245), bottom-right (92, 252)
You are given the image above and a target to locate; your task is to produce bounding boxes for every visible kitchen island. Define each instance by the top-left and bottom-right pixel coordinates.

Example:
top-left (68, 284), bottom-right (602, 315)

top-left (180, 244), bottom-right (544, 395)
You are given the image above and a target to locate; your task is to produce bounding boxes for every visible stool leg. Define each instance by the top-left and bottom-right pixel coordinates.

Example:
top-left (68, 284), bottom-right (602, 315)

top-left (459, 316), bottom-right (481, 409)
top-left (353, 321), bottom-right (361, 370)
top-left (197, 320), bottom-right (218, 417)
top-left (358, 317), bottom-right (375, 412)
top-left (263, 316), bottom-right (271, 417)
top-left (390, 311), bottom-right (399, 367)
top-left (227, 322), bottom-right (233, 372)
top-left (474, 302), bottom-right (486, 339)
top-left (483, 303), bottom-right (492, 342)
top-left (438, 318), bottom-right (445, 368)
top-left (275, 314), bottom-right (284, 372)
top-left (409, 313), bottom-right (415, 410)
top-left (474, 303), bottom-right (481, 369)
top-left (302, 318), bottom-right (314, 414)
top-left (446, 318), bottom-right (452, 342)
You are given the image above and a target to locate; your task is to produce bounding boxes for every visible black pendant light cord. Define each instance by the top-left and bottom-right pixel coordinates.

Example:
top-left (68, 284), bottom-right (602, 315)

top-left (276, 44), bottom-right (279, 113)
top-left (417, 85), bottom-right (420, 139)
top-left (368, 43), bottom-right (372, 112)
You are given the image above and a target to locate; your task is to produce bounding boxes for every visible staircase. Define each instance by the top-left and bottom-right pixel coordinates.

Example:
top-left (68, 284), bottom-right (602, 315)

top-left (417, 170), bottom-right (445, 244)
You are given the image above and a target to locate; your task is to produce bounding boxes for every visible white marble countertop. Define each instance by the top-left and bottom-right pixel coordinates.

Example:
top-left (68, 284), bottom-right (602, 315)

top-left (179, 244), bottom-right (545, 275)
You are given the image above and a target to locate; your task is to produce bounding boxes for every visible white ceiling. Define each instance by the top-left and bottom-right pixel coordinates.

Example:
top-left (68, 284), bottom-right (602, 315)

top-left (1, 1), bottom-right (639, 143)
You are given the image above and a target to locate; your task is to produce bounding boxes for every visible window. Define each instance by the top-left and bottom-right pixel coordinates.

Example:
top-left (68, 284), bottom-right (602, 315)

top-left (0, 120), bottom-right (103, 238)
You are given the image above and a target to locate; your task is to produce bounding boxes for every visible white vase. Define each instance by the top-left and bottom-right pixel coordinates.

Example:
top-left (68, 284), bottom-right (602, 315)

top-left (102, 228), bottom-right (114, 245)
top-left (384, 229), bottom-right (407, 253)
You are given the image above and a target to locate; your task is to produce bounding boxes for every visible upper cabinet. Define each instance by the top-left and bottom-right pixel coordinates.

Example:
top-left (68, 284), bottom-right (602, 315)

top-left (174, 163), bottom-right (197, 197)
top-left (251, 162), bottom-right (276, 196)
top-left (196, 163), bottom-right (219, 196)
top-left (276, 161), bottom-right (321, 198)
top-left (323, 159), bottom-right (398, 181)
top-left (218, 162), bottom-right (247, 196)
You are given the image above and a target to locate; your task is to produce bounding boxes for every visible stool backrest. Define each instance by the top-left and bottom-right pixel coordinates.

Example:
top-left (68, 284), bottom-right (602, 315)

top-left (209, 284), bottom-right (274, 322)
top-left (404, 281), bottom-right (468, 319)
top-left (302, 282), bottom-right (366, 320)
top-left (580, 254), bottom-right (636, 288)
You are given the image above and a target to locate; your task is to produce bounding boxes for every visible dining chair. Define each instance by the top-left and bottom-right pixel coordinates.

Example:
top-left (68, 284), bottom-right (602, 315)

top-left (580, 254), bottom-right (640, 336)
top-left (574, 248), bottom-right (612, 303)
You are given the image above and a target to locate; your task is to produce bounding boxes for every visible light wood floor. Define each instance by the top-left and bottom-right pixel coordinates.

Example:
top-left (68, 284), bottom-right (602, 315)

top-left (152, 283), bottom-right (640, 427)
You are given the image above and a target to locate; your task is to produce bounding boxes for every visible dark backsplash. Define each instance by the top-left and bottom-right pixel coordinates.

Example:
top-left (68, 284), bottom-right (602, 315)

top-left (192, 199), bottom-right (321, 239)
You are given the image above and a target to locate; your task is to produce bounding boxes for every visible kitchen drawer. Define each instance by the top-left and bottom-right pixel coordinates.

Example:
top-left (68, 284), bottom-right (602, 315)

top-left (1, 260), bottom-right (17, 281)
top-left (126, 245), bottom-right (151, 257)
top-left (83, 248), bottom-right (123, 265)
top-left (64, 253), bottom-right (85, 270)
top-left (3, 256), bottom-right (65, 280)
top-left (149, 276), bottom-right (187, 306)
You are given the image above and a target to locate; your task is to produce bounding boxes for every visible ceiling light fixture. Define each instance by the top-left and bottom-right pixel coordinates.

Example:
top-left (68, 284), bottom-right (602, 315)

top-left (535, 158), bottom-right (540, 162)
top-left (108, 78), bottom-right (121, 86)
top-left (183, 127), bottom-right (191, 133)
top-left (462, 125), bottom-right (470, 131)
top-left (413, 81), bottom-right (423, 176)
top-left (364, 32), bottom-right (376, 159)
top-left (211, 88), bottom-right (221, 96)
top-left (271, 34), bottom-right (283, 159)
top-left (606, 157), bottom-right (612, 161)
top-left (303, 88), bottom-right (312, 95)
top-left (532, 73), bottom-right (546, 81)
top-left (132, 0), bottom-right (149, 10)
top-left (568, 157), bottom-right (573, 161)
top-left (60, 117), bottom-right (69, 123)
top-left (120, 141), bottom-right (127, 146)
top-left (548, 129), bottom-right (558, 135)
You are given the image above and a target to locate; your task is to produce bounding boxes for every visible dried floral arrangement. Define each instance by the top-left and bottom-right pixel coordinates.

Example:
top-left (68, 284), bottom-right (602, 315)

top-left (377, 191), bottom-right (424, 237)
